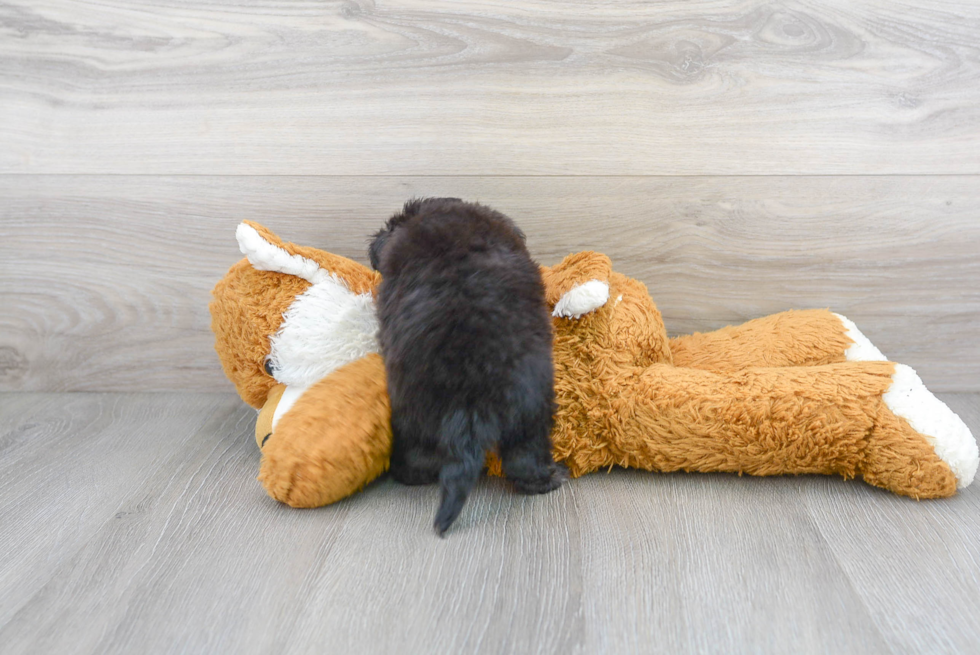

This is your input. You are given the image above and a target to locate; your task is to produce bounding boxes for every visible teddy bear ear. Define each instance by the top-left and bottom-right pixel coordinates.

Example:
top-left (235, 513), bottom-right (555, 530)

top-left (236, 221), bottom-right (328, 285)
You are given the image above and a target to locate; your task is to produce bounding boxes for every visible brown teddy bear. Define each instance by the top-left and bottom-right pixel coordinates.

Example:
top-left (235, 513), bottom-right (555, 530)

top-left (211, 221), bottom-right (977, 507)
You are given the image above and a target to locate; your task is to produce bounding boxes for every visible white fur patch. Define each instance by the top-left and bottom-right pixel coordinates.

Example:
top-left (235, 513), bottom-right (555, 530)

top-left (272, 384), bottom-right (309, 430)
top-left (833, 313), bottom-right (887, 361)
top-left (883, 364), bottom-right (979, 489)
top-left (268, 275), bottom-right (379, 388)
top-left (236, 222), bottom-right (329, 285)
top-left (236, 221), bottom-right (380, 388)
top-left (553, 280), bottom-right (610, 319)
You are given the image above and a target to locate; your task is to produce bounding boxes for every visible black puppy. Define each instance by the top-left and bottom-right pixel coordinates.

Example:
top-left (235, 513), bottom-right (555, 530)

top-left (369, 198), bottom-right (565, 535)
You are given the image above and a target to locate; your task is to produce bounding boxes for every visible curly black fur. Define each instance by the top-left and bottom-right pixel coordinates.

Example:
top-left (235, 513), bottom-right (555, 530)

top-left (370, 198), bottom-right (565, 535)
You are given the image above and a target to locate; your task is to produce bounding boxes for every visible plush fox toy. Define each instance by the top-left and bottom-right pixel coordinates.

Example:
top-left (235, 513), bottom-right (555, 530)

top-left (210, 221), bottom-right (978, 507)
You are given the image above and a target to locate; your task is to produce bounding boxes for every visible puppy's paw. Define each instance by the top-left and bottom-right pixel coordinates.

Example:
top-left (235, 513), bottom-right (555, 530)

top-left (510, 461), bottom-right (568, 495)
top-left (390, 465), bottom-right (440, 486)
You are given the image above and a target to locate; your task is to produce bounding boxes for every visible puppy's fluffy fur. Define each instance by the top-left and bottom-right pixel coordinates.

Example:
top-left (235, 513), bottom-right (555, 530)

top-left (370, 198), bottom-right (565, 535)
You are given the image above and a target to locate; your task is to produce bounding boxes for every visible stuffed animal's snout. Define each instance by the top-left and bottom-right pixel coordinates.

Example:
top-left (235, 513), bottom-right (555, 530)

top-left (255, 384), bottom-right (287, 449)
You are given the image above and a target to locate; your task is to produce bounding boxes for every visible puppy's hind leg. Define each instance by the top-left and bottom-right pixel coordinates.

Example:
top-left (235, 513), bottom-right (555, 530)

top-left (499, 354), bottom-right (566, 494)
top-left (390, 442), bottom-right (442, 486)
top-left (389, 414), bottom-right (441, 486)
top-left (500, 400), bottom-right (566, 495)
top-left (501, 435), bottom-right (567, 494)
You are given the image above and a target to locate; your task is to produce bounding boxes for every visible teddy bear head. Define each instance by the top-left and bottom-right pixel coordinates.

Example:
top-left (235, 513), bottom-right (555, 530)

top-left (210, 221), bottom-right (381, 409)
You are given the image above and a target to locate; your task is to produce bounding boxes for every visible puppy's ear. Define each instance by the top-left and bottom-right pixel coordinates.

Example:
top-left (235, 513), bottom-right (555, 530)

top-left (368, 227), bottom-right (389, 271)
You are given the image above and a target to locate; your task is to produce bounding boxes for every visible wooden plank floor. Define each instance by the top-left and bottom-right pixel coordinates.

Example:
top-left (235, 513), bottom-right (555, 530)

top-left (1, 391), bottom-right (978, 654)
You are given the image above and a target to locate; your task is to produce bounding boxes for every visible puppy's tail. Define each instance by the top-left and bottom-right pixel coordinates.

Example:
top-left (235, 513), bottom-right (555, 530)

top-left (434, 412), bottom-right (491, 536)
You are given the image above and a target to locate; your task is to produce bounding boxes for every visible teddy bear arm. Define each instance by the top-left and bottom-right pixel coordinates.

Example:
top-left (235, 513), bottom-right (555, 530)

top-left (588, 360), bottom-right (972, 498)
top-left (668, 309), bottom-right (875, 372)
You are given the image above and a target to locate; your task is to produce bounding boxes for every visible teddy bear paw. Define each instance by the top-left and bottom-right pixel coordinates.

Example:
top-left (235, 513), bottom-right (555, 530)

top-left (883, 364), bottom-right (979, 489)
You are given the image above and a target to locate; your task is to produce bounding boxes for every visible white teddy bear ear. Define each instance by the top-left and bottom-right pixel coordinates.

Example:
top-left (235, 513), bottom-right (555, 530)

top-left (235, 222), bottom-right (328, 285)
top-left (553, 280), bottom-right (610, 319)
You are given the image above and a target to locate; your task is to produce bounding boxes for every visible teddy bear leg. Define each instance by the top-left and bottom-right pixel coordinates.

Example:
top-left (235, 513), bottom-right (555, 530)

top-left (861, 399), bottom-right (958, 499)
top-left (500, 435), bottom-right (568, 494)
top-left (589, 361), bottom-right (974, 497)
top-left (669, 309), bottom-right (885, 372)
top-left (863, 364), bottom-right (977, 496)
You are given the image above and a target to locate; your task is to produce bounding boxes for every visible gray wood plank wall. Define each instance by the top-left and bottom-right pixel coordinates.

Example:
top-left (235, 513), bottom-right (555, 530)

top-left (2, 0), bottom-right (979, 392)
top-left (2, 176), bottom-right (977, 392)
top-left (4, 1), bottom-right (980, 175)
